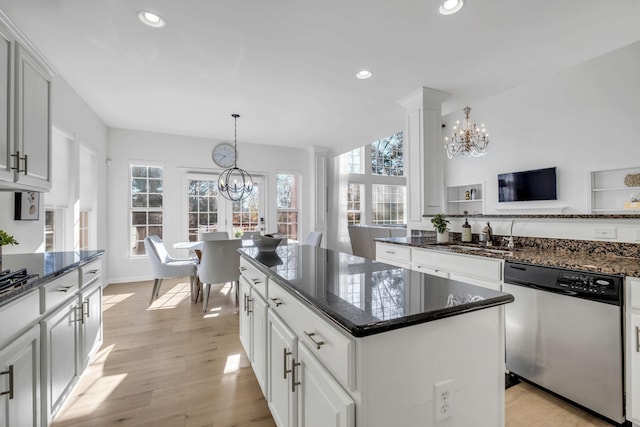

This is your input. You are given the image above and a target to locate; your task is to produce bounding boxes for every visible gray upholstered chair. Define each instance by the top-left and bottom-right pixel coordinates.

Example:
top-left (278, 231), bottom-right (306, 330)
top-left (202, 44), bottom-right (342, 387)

top-left (303, 231), bottom-right (322, 247)
top-left (240, 231), bottom-right (260, 240)
top-left (144, 235), bottom-right (198, 304)
top-left (198, 239), bottom-right (243, 312)
top-left (199, 231), bottom-right (229, 241)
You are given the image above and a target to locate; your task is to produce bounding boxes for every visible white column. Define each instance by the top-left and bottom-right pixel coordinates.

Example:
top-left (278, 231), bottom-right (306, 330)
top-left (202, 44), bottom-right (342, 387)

top-left (397, 87), bottom-right (449, 230)
top-left (307, 145), bottom-right (329, 246)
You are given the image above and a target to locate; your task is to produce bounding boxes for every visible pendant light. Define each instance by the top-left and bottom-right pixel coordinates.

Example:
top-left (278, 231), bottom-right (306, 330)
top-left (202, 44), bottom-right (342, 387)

top-left (217, 114), bottom-right (254, 201)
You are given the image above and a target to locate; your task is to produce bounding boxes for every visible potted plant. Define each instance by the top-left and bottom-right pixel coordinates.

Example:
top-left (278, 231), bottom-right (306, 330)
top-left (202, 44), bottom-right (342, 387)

top-left (431, 214), bottom-right (450, 244)
top-left (233, 228), bottom-right (244, 238)
top-left (0, 229), bottom-right (19, 267)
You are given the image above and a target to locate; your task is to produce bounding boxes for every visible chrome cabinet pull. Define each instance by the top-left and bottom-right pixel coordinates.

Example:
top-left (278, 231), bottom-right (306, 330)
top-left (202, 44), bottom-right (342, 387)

top-left (58, 285), bottom-right (74, 293)
top-left (84, 299), bottom-right (90, 318)
top-left (87, 269), bottom-right (99, 275)
top-left (270, 297), bottom-right (283, 307)
top-left (10, 151), bottom-right (20, 171)
top-left (304, 331), bottom-right (325, 350)
top-left (22, 154), bottom-right (28, 175)
top-left (0, 366), bottom-right (14, 399)
top-left (246, 297), bottom-right (253, 315)
top-left (283, 348), bottom-right (292, 379)
top-left (385, 250), bottom-right (395, 254)
top-left (73, 305), bottom-right (84, 323)
top-left (291, 358), bottom-right (301, 392)
top-left (240, 266), bottom-right (246, 271)
top-left (251, 278), bottom-right (261, 284)
top-left (636, 326), bottom-right (640, 353)
top-left (243, 294), bottom-right (248, 312)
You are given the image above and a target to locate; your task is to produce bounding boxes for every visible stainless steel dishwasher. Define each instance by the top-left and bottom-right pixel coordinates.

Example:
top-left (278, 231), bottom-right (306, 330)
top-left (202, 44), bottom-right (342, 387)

top-left (504, 260), bottom-right (625, 424)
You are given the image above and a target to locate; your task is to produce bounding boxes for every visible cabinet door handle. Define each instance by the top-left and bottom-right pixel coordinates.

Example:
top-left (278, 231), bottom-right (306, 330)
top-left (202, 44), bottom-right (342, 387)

top-left (246, 297), bottom-right (253, 315)
top-left (636, 326), bottom-right (640, 353)
top-left (74, 305), bottom-right (84, 323)
top-left (84, 299), bottom-right (90, 318)
top-left (304, 331), bottom-right (325, 350)
top-left (385, 250), bottom-right (395, 254)
top-left (291, 358), bottom-right (301, 392)
top-left (0, 365), bottom-right (13, 399)
top-left (10, 151), bottom-right (20, 172)
top-left (251, 278), bottom-right (261, 284)
top-left (87, 269), bottom-right (99, 275)
top-left (239, 266), bottom-right (246, 271)
top-left (270, 297), bottom-right (283, 307)
top-left (58, 285), bottom-right (74, 292)
top-left (283, 348), bottom-right (292, 379)
top-left (243, 294), bottom-right (248, 312)
top-left (22, 154), bottom-right (28, 175)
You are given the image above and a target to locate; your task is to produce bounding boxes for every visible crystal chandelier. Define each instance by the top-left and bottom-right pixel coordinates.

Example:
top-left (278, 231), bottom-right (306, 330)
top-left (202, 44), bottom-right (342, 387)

top-left (218, 114), bottom-right (254, 201)
top-left (444, 106), bottom-right (489, 158)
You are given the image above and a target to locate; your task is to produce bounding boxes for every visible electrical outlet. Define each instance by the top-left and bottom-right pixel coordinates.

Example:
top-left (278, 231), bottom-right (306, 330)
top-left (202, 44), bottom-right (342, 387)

top-left (434, 378), bottom-right (454, 422)
top-left (593, 227), bottom-right (617, 239)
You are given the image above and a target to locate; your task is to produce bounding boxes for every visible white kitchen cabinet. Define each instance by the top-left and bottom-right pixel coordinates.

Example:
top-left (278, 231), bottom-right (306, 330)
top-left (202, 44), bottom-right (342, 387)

top-left (267, 310), bottom-right (297, 427)
top-left (626, 277), bottom-right (640, 425)
top-left (0, 20), bottom-right (14, 184)
top-left (412, 247), bottom-right (503, 284)
top-left (239, 259), bottom-right (269, 396)
top-left (79, 280), bottom-right (102, 371)
top-left (295, 342), bottom-right (354, 427)
top-left (13, 43), bottom-right (51, 191)
top-left (41, 298), bottom-right (80, 424)
top-left (0, 324), bottom-right (40, 427)
top-left (375, 242), bottom-right (411, 269)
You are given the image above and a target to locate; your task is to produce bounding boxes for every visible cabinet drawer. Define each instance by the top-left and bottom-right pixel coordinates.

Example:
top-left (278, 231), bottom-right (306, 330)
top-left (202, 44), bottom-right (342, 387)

top-left (40, 270), bottom-right (79, 313)
top-left (376, 243), bottom-right (411, 267)
top-left (412, 248), bottom-right (502, 282)
top-left (0, 290), bottom-right (40, 348)
top-left (240, 258), bottom-right (267, 299)
top-left (80, 259), bottom-right (102, 288)
top-left (269, 279), bottom-right (355, 391)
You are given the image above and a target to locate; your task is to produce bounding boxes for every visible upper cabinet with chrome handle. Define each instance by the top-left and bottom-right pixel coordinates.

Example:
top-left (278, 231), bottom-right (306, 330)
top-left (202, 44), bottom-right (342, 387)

top-left (0, 17), bottom-right (52, 192)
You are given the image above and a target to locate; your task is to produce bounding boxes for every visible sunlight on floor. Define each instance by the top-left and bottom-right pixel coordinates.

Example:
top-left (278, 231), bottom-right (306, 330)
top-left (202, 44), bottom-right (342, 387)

top-left (219, 282), bottom-right (232, 296)
top-left (147, 281), bottom-right (191, 310)
top-left (102, 293), bottom-right (134, 311)
top-left (204, 306), bottom-right (222, 319)
top-left (223, 353), bottom-right (241, 374)
top-left (55, 373), bottom-right (128, 420)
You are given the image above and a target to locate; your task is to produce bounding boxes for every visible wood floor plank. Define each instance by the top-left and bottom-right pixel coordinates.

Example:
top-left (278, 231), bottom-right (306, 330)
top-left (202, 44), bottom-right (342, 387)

top-left (52, 278), bottom-right (615, 427)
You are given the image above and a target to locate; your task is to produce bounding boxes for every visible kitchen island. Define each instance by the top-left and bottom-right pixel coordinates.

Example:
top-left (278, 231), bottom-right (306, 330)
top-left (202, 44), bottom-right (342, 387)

top-left (238, 245), bottom-right (513, 427)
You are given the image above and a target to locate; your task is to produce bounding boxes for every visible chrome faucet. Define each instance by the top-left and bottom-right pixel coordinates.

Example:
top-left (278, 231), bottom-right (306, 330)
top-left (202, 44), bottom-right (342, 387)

top-left (506, 220), bottom-right (515, 250)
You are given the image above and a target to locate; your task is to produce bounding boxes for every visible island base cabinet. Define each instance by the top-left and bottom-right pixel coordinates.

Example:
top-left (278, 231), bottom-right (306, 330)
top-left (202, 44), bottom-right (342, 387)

top-left (295, 342), bottom-right (355, 427)
top-left (239, 275), bottom-right (268, 396)
top-left (267, 311), bottom-right (297, 427)
top-left (239, 279), bottom-right (251, 357)
top-left (42, 299), bottom-right (80, 424)
top-left (79, 280), bottom-right (102, 370)
top-left (0, 325), bottom-right (40, 427)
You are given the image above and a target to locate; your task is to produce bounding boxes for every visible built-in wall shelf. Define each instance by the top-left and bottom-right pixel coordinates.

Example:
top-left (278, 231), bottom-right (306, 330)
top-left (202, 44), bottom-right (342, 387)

top-left (446, 183), bottom-right (484, 215)
top-left (591, 167), bottom-right (640, 213)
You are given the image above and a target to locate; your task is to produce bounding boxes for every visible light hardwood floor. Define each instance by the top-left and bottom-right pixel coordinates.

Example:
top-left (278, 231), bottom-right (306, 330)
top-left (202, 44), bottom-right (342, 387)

top-left (52, 278), bottom-right (614, 427)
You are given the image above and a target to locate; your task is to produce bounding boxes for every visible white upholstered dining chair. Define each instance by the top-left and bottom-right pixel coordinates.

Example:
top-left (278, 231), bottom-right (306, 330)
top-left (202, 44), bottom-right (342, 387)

top-left (303, 231), bottom-right (322, 247)
top-left (198, 239), bottom-right (243, 312)
top-left (199, 231), bottom-right (229, 241)
top-left (144, 235), bottom-right (198, 304)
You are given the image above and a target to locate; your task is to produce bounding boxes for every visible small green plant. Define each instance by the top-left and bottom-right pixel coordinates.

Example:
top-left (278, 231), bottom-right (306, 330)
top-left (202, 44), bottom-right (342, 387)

top-left (0, 230), bottom-right (18, 246)
top-left (431, 214), bottom-right (450, 234)
top-left (233, 228), bottom-right (244, 238)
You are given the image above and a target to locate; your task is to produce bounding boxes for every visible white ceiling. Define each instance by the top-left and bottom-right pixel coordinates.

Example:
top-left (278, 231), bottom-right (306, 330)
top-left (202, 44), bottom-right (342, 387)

top-left (0, 0), bottom-right (638, 153)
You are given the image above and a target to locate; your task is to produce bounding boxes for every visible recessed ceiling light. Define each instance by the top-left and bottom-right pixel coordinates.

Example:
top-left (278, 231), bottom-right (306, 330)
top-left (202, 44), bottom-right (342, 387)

top-left (438, 0), bottom-right (464, 15)
top-left (137, 10), bottom-right (166, 28)
top-left (356, 70), bottom-right (372, 80)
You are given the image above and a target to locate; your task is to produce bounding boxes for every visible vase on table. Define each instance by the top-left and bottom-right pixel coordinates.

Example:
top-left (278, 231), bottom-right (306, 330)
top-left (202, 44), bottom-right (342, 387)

top-left (436, 230), bottom-right (449, 244)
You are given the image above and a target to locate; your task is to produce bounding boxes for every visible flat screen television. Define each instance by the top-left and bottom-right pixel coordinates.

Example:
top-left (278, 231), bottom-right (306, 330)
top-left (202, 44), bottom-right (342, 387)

top-left (498, 167), bottom-right (557, 202)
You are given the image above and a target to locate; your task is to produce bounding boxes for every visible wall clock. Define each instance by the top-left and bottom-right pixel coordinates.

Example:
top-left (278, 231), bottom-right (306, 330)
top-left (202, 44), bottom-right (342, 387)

top-left (212, 143), bottom-right (236, 168)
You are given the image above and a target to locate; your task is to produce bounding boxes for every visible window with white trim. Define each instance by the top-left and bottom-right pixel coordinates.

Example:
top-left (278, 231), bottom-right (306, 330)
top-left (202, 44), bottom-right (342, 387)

top-left (130, 165), bottom-right (163, 256)
top-left (276, 173), bottom-right (300, 240)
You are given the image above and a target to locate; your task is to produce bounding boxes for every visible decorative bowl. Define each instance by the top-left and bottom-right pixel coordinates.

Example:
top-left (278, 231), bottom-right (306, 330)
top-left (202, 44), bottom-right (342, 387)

top-left (251, 234), bottom-right (284, 252)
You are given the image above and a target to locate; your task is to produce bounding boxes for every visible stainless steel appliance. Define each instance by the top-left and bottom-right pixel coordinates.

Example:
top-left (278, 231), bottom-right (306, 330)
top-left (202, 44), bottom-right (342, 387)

top-left (0, 268), bottom-right (37, 298)
top-left (504, 261), bottom-right (625, 424)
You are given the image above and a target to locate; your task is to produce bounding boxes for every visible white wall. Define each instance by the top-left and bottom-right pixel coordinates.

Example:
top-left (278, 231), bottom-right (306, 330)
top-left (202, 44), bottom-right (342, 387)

top-left (107, 128), bottom-right (309, 283)
top-left (0, 75), bottom-right (108, 254)
top-left (434, 41), bottom-right (640, 243)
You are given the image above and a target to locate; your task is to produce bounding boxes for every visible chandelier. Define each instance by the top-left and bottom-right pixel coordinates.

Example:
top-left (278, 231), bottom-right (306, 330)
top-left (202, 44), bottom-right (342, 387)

top-left (218, 114), bottom-right (254, 201)
top-left (444, 106), bottom-right (489, 158)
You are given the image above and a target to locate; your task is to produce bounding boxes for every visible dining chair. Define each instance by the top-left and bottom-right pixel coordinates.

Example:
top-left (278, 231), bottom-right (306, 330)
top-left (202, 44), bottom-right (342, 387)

top-left (199, 231), bottom-right (229, 241)
top-left (303, 231), bottom-right (322, 247)
top-left (144, 235), bottom-right (198, 304)
top-left (198, 239), bottom-right (243, 312)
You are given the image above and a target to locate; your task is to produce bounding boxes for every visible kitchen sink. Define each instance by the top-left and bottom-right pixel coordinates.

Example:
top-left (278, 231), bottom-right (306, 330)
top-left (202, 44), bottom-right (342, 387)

top-left (448, 245), bottom-right (513, 256)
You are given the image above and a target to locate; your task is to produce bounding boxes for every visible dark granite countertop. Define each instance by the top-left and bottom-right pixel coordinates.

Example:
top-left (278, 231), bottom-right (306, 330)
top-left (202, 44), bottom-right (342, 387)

top-left (239, 245), bottom-right (513, 338)
top-left (377, 237), bottom-right (640, 277)
top-left (0, 250), bottom-right (105, 306)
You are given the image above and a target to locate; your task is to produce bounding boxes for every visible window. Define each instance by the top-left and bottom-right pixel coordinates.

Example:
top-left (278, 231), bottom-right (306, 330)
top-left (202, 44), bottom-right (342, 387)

top-left (187, 179), bottom-right (219, 241)
top-left (78, 210), bottom-right (90, 251)
top-left (371, 132), bottom-right (403, 176)
top-left (347, 183), bottom-right (363, 225)
top-left (233, 183), bottom-right (260, 233)
top-left (338, 132), bottom-right (406, 230)
top-left (372, 185), bottom-right (406, 225)
top-left (130, 165), bottom-right (163, 256)
top-left (44, 209), bottom-right (55, 251)
top-left (276, 174), bottom-right (300, 240)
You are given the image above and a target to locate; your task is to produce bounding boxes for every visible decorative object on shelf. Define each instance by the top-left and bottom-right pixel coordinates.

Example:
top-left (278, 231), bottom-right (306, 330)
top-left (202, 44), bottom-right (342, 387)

top-left (431, 213), bottom-right (450, 244)
top-left (14, 191), bottom-right (39, 220)
top-left (470, 187), bottom-right (477, 200)
top-left (461, 218), bottom-right (472, 242)
top-left (217, 114), bottom-right (254, 201)
top-left (625, 173), bottom-right (640, 187)
top-left (480, 222), bottom-right (493, 246)
top-left (0, 229), bottom-right (19, 268)
top-left (464, 190), bottom-right (470, 200)
top-left (444, 106), bottom-right (489, 158)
